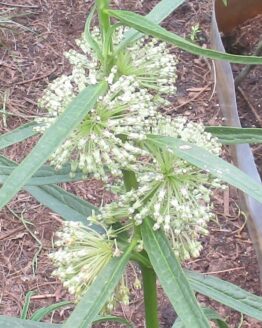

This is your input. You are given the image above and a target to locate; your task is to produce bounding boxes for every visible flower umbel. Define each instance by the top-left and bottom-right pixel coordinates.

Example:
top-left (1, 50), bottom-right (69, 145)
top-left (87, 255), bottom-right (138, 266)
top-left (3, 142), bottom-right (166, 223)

top-left (34, 25), bottom-right (178, 180)
top-left (93, 119), bottom-right (223, 260)
top-left (50, 221), bottom-right (140, 312)
top-left (36, 75), bottom-right (156, 179)
top-left (117, 36), bottom-right (177, 96)
top-left (71, 26), bottom-right (178, 96)
top-left (49, 221), bottom-right (116, 300)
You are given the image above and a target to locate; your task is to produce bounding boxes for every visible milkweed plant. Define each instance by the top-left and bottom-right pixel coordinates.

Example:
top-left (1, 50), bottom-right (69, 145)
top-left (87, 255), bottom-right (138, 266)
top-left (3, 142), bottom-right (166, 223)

top-left (1, 0), bottom-right (262, 328)
top-left (39, 4), bottom-right (223, 323)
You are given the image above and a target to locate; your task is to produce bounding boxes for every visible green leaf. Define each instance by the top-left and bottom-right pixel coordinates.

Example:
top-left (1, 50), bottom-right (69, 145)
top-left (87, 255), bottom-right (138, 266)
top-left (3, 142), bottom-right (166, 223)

top-left (94, 315), bottom-right (134, 327)
top-left (0, 122), bottom-right (38, 150)
top-left (108, 10), bottom-right (262, 65)
top-left (141, 218), bottom-right (210, 328)
top-left (0, 82), bottom-right (107, 210)
top-left (0, 313), bottom-right (134, 327)
top-left (173, 308), bottom-right (228, 328)
top-left (146, 135), bottom-right (262, 204)
top-left (205, 126), bottom-right (262, 144)
top-left (118, 0), bottom-right (185, 49)
top-left (186, 270), bottom-right (262, 321)
top-left (62, 241), bottom-right (136, 328)
top-left (30, 301), bottom-right (72, 321)
top-left (84, 5), bottom-right (103, 60)
top-left (122, 169), bottom-right (138, 191)
top-left (0, 155), bottom-right (99, 227)
top-left (0, 316), bottom-right (60, 328)
top-left (20, 291), bottom-right (35, 320)
top-left (26, 185), bottom-right (99, 223)
top-left (0, 163), bottom-right (85, 186)
top-left (201, 309), bottom-right (228, 328)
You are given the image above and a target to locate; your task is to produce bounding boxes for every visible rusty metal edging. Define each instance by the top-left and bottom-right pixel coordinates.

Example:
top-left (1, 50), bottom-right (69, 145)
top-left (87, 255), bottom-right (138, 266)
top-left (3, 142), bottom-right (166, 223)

top-left (211, 0), bottom-right (262, 283)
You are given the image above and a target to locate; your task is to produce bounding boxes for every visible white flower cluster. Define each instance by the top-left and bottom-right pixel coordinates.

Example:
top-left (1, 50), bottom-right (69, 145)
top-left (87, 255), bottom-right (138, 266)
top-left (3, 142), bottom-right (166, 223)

top-left (117, 36), bottom-right (177, 95)
top-left (39, 76), bottom-right (156, 179)
top-left (91, 119), bottom-right (223, 260)
top-left (35, 26), bottom-right (178, 180)
top-left (49, 222), bottom-right (115, 299)
top-left (44, 21), bottom-right (224, 306)
top-left (149, 116), bottom-right (221, 155)
top-left (50, 221), bottom-right (140, 311)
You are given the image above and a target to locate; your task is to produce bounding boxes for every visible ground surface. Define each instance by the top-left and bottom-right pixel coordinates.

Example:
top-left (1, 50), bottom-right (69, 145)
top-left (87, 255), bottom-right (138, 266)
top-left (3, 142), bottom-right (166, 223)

top-left (0, 0), bottom-right (261, 327)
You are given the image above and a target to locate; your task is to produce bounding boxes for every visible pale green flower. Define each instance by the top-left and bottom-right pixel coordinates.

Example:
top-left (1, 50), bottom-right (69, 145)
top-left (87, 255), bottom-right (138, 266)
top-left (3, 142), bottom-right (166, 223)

top-left (36, 75), bottom-right (156, 179)
top-left (71, 26), bottom-right (178, 96)
top-left (117, 36), bottom-right (177, 96)
top-left (93, 118), bottom-right (223, 260)
top-left (50, 221), bottom-right (140, 311)
top-left (149, 115), bottom-right (221, 155)
top-left (49, 221), bottom-right (117, 300)
top-left (35, 25), bottom-right (178, 179)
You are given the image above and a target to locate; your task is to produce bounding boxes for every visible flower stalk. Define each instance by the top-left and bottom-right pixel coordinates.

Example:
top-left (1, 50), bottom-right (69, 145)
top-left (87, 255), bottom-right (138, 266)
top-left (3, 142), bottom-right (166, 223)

top-left (95, 0), bottom-right (113, 74)
top-left (141, 264), bottom-right (160, 328)
top-left (122, 164), bottom-right (160, 328)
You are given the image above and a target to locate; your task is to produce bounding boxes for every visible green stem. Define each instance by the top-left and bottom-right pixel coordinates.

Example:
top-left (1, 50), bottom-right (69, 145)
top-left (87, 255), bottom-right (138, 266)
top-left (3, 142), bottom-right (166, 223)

top-left (95, 0), bottom-right (111, 39)
top-left (130, 252), bottom-right (152, 269)
top-left (141, 264), bottom-right (160, 328)
top-left (122, 170), bottom-right (159, 326)
top-left (95, 0), bottom-right (113, 74)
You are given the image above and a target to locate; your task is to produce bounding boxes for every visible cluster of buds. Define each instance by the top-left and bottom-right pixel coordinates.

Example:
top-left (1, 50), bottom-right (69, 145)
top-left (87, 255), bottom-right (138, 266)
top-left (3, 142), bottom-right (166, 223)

top-left (49, 222), bottom-right (116, 299)
top-left (90, 118), bottom-right (222, 260)
top-left (50, 221), bottom-right (141, 311)
top-left (37, 75), bottom-right (156, 179)
top-left (117, 36), bottom-right (177, 96)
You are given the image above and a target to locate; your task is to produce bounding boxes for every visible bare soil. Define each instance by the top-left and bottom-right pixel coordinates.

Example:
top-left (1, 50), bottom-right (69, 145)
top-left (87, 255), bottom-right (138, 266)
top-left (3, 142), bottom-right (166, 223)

top-left (0, 1), bottom-right (261, 327)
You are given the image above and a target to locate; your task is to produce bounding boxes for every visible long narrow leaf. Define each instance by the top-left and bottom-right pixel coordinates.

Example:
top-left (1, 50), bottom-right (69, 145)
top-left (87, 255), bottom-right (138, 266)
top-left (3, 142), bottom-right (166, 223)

top-left (0, 156), bottom-right (99, 227)
top-left (119, 0), bottom-right (185, 49)
top-left (94, 315), bottom-right (134, 327)
top-left (0, 316), bottom-right (60, 328)
top-left (0, 164), bottom-right (84, 186)
top-left (146, 135), bottom-right (262, 204)
top-left (20, 292), bottom-right (35, 320)
top-left (186, 270), bottom-right (262, 321)
top-left (173, 308), bottom-right (228, 328)
top-left (0, 82), bottom-right (107, 209)
top-left (31, 302), bottom-right (133, 326)
top-left (84, 5), bottom-right (103, 60)
top-left (3, 313), bottom-right (133, 327)
top-left (63, 241), bottom-right (136, 328)
top-left (205, 126), bottom-right (262, 144)
top-left (26, 185), bottom-right (98, 223)
top-left (0, 122), bottom-right (38, 150)
top-left (30, 301), bottom-right (72, 322)
top-left (108, 10), bottom-right (262, 65)
top-left (141, 218), bottom-right (210, 328)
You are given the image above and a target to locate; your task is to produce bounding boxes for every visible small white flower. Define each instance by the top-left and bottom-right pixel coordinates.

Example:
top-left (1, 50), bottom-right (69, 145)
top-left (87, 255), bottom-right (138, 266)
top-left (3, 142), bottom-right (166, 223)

top-left (36, 75), bottom-right (156, 180)
top-left (50, 222), bottom-right (116, 300)
top-left (95, 118), bottom-right (223, 260)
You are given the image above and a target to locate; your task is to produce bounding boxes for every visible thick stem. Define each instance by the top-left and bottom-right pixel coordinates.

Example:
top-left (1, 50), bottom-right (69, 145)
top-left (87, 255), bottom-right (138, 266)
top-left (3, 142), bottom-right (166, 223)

top-left (141, 265), bottom-right (160, 328)
top-left (122, 169), bottom-right (159, 326)
top-left (95, 0), bottom-right (113, 74)
top-left (130, 251), bottom-right (152, 269)
top-left (95, 0), bottom-right (111, 38)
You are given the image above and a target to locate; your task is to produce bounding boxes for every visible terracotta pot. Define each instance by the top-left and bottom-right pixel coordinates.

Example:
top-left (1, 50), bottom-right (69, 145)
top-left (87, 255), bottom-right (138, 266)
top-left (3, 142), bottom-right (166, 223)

top-left (215, 0), bottom-right (262, 34)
